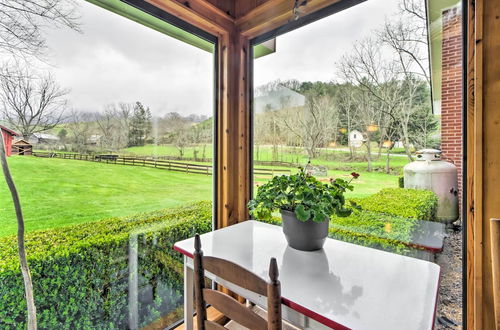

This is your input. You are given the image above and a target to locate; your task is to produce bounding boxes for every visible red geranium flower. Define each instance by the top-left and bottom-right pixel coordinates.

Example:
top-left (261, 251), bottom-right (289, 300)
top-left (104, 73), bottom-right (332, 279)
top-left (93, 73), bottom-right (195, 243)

top-left (351, 172), bottom-right (360, 179)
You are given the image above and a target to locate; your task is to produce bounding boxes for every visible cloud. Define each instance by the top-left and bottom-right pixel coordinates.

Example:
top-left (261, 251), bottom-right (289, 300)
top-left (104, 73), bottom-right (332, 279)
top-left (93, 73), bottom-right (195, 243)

top-left (42, 0), bottom-right (214, 117)
top-left (254, 0), bottom-right (400, 86)
top-left (2, 0), bottom-right (399, 117)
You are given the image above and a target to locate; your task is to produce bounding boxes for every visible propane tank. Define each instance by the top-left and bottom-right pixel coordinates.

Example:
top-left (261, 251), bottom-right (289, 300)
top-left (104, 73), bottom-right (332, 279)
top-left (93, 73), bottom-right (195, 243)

top-left (404, 149), bottom-right (459, 223)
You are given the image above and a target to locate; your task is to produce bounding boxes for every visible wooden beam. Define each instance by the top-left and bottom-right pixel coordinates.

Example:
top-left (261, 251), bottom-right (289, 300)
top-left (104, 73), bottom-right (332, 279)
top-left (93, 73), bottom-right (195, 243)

top-left (145, 0), bottom-right (233, 35)
top-left (235, 0), bottom-right (344, 38)
top-left (491, 219), bottom-right (500, 329)
top-left (467, 0), bottom-right (482, 328)
top-left (216, 30), bottom-right (251, 229)
top-left (468, 0), bottom-right (500, 329)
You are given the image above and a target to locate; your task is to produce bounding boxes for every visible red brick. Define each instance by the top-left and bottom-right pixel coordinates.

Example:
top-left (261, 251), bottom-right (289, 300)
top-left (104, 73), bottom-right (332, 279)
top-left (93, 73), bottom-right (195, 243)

top-left (441, 7), bottom-right (463, 214)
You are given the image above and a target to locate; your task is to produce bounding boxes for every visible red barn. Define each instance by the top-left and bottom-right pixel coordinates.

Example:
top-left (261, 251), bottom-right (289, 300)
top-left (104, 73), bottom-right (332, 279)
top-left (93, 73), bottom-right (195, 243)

top-left (0, 125), bottom-right (19, 157)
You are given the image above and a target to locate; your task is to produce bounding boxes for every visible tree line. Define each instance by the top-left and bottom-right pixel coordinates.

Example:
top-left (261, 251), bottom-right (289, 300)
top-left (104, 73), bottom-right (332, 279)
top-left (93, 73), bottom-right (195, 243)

top-left (60, 105), bottom-right (212, 157)
top-left (254, 0), bottom-right (438, 172)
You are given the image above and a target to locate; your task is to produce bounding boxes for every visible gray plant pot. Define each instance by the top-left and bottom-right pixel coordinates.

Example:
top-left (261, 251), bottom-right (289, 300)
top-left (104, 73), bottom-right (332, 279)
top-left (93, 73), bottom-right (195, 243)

top-left (281, 209), bottom-right (328, 251)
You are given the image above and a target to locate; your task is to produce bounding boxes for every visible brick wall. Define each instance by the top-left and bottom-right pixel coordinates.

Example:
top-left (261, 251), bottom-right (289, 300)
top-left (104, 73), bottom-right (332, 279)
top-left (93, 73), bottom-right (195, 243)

top-left (440, 6), bottom-right (463, 216)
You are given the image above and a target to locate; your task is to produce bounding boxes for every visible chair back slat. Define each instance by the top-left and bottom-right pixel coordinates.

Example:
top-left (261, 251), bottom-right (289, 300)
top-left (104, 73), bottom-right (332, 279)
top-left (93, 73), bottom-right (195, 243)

top-left (204, 320), bottom-right (227, 330)
top-left (202, 256), bottom-right (268, 296)
top-left (193, 234), bottom-right (282, 330)
top-left (203, 288), bottom-right (268, 330)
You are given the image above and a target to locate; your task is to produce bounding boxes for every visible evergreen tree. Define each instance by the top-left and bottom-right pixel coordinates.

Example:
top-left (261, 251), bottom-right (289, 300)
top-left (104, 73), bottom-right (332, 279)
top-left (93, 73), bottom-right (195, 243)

top-left (128, 101), bottom-right (152, 147)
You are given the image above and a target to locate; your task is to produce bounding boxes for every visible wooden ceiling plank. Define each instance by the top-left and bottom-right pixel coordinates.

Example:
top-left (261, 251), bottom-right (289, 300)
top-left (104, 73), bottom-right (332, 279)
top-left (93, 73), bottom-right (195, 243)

top-left (145, 0), bottom-right (234, 35)
top-left (205, 0), bottom-right (236, 18)
top-left (236, 0), bottom-right (343, 38)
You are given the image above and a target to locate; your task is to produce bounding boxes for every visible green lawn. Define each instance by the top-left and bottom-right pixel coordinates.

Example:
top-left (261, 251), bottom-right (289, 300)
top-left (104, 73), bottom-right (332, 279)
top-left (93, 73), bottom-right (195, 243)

top-left (0, 156), bottom-right (212, 237)
top-left (254, 169), bottom-right (398, 199)
top-left (0, 155), bottom-right (397, 237)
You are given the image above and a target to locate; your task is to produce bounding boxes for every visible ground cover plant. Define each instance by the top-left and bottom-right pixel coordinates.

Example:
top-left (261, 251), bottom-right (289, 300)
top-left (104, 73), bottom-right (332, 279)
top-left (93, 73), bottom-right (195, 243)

top-left (256, 186), bottom-right (437, 253)
top-left (352, 188), bottom-right (438, 221)
top-left (0, 156), bottom-right (212, 236)
top-left (0, 202), bottom-right (212, 329)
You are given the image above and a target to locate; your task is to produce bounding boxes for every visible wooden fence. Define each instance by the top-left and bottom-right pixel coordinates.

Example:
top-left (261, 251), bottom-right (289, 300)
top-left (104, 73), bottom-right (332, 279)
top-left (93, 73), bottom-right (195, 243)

top-left (32, 152), bottom-right (291, 177)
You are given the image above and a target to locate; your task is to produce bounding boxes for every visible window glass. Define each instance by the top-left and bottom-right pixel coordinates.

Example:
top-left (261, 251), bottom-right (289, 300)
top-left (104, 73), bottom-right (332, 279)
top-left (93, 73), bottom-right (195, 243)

top-left (0, 1), bottom-right (214, 328)
top-left (252, 0), bottom-right (462, 325)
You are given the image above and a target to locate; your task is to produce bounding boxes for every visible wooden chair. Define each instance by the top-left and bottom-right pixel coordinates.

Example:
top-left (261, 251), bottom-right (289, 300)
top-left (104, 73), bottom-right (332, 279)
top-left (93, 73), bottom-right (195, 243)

top-left (193, 234), bottom-right (282, 330)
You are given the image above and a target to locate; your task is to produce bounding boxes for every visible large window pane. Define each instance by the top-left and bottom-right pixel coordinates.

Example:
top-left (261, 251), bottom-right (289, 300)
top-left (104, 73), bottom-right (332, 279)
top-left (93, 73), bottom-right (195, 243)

top-left (251, 0), bottom-right (462, 326)
top-left (0, 1), bottom-right (214, 328)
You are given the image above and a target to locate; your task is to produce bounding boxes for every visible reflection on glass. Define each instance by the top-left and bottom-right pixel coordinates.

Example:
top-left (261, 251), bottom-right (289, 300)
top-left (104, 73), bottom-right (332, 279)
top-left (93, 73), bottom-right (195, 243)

top-left (0, 0), bottom-right (214, 328)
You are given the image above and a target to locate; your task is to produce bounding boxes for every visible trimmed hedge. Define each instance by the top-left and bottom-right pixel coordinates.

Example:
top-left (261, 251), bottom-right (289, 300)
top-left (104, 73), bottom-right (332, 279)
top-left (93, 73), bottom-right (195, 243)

top-left (0, 201), bottom-right (212, 329)
top-left (259, 209), bottom-right (416, 254)
top-left (351, 188), bottom-right (438, 221)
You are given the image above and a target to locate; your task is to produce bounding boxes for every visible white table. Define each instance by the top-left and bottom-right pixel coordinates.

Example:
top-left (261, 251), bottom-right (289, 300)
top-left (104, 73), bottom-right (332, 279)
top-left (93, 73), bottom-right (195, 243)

top-left (174, 221), bottom-right (440, 330)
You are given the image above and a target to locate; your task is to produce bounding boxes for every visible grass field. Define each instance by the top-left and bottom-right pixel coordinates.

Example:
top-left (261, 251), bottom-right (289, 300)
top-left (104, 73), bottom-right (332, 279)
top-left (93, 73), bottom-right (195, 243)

top-left (0, 156), bottom-right (212, 237)
top-left (0, 155), bottom-right (397, 237)
top-left (254, 169), bottom-right (398, 198)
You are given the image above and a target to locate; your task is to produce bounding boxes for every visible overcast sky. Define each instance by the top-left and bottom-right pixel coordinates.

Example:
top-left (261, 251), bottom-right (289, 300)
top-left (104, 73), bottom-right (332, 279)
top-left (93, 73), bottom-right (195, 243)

top-left (34, 0), bottom-right (400, 117)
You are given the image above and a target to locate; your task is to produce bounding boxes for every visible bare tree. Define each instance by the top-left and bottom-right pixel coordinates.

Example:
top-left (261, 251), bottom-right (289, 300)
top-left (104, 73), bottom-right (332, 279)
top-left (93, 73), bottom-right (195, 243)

top-left (337, 85), bottom-right (361, 158)
top-left (379, 0), bottom-right (430, 84)
top-left (94, 106), bottom-right (120, 152)
top-left (0, 64), bottom-right (68, 140)
top-left (338, 37), bottom-right (417, 161)
top-left (282, 91), bottom-right (338, 159)
top-left (118, 102), bottom-right (133, 146)
top-left (66, 109), bottom-right (93, 153)
top-left (0, 0), bottom-right (80, 60)
top-left (0, 131), bottom-right (37, 329)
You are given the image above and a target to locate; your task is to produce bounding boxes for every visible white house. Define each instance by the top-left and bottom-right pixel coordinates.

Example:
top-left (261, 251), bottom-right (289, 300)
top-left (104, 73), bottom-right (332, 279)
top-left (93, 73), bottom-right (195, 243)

top-left (348, 130), bottom-right (365, 148)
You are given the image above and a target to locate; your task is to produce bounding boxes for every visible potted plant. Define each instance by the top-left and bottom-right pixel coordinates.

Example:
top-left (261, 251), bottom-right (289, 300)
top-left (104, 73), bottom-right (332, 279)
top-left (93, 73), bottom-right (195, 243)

top-left (248, 168), bottom-right (359, 251)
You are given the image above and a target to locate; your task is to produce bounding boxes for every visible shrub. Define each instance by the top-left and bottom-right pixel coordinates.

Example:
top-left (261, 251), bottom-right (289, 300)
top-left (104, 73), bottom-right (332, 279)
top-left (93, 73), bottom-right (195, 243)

top-left (352, 188), bottom-right (438, 221)
top-left (257, 209), bottom-right (416, 254)
top-left (0, 201), bottom-right (212, 329)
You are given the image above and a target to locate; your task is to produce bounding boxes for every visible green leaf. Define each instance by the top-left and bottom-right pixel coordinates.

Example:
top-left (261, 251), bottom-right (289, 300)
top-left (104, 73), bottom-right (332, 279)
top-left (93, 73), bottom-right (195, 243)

top-left (294, 204), bottom-right (311, 222)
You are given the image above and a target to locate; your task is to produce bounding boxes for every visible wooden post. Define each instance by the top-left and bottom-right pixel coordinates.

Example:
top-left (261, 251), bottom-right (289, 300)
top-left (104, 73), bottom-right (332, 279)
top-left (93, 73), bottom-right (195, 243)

top-left (267, 257), bottom-right (282, 330)
top-left (193, 234), bottom-right (206, 330)
top-left (216, 30), bottom-right (251, 229)
top-left (491, 218), bottom-right (500, 329)
top-left (467, 1), bottom-right (500, 328)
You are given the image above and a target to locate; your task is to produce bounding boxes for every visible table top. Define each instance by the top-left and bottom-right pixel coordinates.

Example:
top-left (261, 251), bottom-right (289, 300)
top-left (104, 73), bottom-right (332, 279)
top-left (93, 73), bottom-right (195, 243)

top-left (174, 220), bottom-right (440, 330)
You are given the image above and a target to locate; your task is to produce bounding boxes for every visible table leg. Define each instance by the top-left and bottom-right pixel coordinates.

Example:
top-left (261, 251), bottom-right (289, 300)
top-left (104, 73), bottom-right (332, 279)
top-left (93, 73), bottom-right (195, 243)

top-left (183, 256), bottom-right (194, 330)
